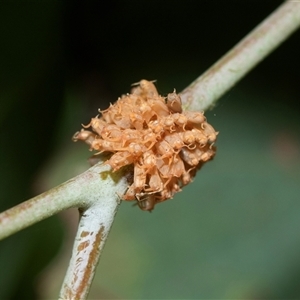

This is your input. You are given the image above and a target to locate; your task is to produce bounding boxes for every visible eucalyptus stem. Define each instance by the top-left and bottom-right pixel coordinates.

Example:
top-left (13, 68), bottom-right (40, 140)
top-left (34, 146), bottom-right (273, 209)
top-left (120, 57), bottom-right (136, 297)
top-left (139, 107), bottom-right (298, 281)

top-left (0, 1), bottom-right (300, 299)
top-left (57, 163), bottom-right (129, 300)
top-left (0, 161), bottom-right (128, 241)
top-left (59, 192), bottom-right (123, 299)
top-left (180, 0), bottom-right (300, 111)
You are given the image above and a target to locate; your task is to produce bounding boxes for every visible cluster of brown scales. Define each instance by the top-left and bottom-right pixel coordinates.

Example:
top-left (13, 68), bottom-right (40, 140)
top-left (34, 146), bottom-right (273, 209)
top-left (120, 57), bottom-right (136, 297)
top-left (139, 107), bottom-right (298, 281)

top-left (73, 80), bottom-right (217, 211)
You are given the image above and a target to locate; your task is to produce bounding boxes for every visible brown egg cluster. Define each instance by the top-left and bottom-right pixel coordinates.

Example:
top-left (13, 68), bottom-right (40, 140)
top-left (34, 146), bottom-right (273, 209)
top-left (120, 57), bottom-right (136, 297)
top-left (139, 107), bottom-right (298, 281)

top-left (73, 80), bottom-right (217, 211)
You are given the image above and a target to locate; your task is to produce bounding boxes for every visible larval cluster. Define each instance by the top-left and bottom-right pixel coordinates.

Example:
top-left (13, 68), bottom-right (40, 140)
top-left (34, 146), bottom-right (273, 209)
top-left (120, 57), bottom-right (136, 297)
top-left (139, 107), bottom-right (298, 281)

top-left (73, 80), bottom-right (217, 211)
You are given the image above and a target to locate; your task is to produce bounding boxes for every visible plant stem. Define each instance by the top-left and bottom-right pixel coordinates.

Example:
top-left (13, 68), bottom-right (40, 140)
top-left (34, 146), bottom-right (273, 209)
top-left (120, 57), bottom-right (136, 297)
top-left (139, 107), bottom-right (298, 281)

top-left (59, 195), bottom-right (121, 299)
top-left (0, 160), bottom-right (129, 299)
top-left (0, 161), bottom-right (128, 241)
top-left (1, 0), bottom-right (298, 244)
top-left (0, 1), bottom-right (300, 299)
top-left (180, 0), bottom-right (300, 111)
top-left (57, 164), bottom-right (129, 300)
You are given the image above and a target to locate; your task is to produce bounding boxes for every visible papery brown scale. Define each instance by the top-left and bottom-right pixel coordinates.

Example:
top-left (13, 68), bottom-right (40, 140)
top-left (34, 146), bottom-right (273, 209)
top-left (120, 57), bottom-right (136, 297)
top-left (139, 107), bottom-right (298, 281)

top-left (139, 80), bottom-right (159, 98)
top-left (129, 113), bottom-right (142, 130)
top-left (92, 139), bottom-right (123, 152)
top-left (191, 128), bottom-right (208, 145)
top-left (148, 98), bottom-right (170, 117)
top-left (155, 140), bottom-right (175, 163)
top-left (162, 116), bottom-right (176, 132)
top-left (167, 177), bottom-right (181, 193)
top-left (73, 79), bottom-right (217, 211)
top-left (112, 113), bottom-right (131, 129)
top-left (201, 123), bottom-right (218, 143)
top-left (148, 120), bottom-right (164, 135)
top-left (106, 151), bottom-right (134, 171)
top-left (132, 95), bottom-right (144, 107)
top-left (131, 86), bottom-right (142, 96)
top-left (145, 169), bottom-right (164, 193)
top-left (180, 147), bottom-right (200, 166)
top-left (127, 142), bottom-right (147, 156)
top-left (133, 164), bottom-right (147, 193)
top-left (193, 147), bottom-right (206, 161)
top-left (166, 92), bottom-right (182, 113)
top-left (101, 124), bottom-right (122, 142)
top-left (172, 113), bottom-right (188, 129)
top-left (181, 169), bottom-right (193, 185)
top-left (72, 130), bottom-right (96, 146)
top-left (100, 105), bottom-right (114, 124)
top-left (121, 129), bottom-right (142, 146)
top-left (143, 130), bottom-right (159, 149)
top-left (156, 157), bottom-right (170, 177)
top-left (168, 154), bottom-right (185, 177)
top-left (164, 132), bottom-right (184, 151)
top-left (180, 131), bottom-right (196, 146)
top-left (201, 148), bottom-right (216, 162)
top-left (87, 118), bottom-right (106, 135)
top-left (141, 150), bottom-right (156, 172)
top-left (184, 111), bottom-right (206, 125)
top-left (139, 103), bottom-right (155, 123)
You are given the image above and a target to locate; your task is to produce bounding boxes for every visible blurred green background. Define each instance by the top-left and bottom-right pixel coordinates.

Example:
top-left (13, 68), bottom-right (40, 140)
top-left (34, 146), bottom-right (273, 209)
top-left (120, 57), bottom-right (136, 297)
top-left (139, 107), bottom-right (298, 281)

top-left (1, 1), bottom-right (300, 299)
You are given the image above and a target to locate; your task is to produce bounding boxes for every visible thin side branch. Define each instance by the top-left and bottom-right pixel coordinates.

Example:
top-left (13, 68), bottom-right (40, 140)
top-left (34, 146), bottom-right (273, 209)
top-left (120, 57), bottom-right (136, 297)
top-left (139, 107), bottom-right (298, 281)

top-left (180, 0), bottom-right (300, 111)
top-left (58, 163), bottom-right (129, 299)
top-left (59, 187), bottom-right (125, 299)
top-left (0, 161), bottom-right (128, 241)
top-left (1, 0), bottom-right (299, 245)
top-left (0, 1), bottom-right (300, 299)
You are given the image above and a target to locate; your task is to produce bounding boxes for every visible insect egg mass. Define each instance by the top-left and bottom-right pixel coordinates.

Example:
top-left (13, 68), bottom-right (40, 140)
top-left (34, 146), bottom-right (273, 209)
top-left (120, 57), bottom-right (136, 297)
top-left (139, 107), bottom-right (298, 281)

top-left (73, 80), bottom-right (218, 211)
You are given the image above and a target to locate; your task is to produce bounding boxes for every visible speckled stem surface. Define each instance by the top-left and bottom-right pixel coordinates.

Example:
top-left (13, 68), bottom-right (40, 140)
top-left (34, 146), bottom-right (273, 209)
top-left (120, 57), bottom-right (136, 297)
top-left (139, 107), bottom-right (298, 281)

top-left (1, 1), bottom-right (300, 299)
top-left (0, 162), bottom-right (128, 241)
top-left (59, 200), bottom-right (121, 299)
top-left (58, 164), bottom-right (128, 300)
top-left (180, 0), bottom-right (300, 111)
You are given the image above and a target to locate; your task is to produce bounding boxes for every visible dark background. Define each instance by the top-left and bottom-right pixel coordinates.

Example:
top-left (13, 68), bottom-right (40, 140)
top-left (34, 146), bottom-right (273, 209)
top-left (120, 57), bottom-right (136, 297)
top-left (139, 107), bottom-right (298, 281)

top-left (1, 1), bottom-right (300, 299)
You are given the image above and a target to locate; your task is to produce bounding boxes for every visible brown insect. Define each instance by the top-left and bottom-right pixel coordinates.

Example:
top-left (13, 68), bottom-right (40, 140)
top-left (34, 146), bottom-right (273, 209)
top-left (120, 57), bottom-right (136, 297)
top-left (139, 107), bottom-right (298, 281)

top-left (166, 91), bottom-right (182, 113)
top-left (73, 80), bottom-right (218, 211)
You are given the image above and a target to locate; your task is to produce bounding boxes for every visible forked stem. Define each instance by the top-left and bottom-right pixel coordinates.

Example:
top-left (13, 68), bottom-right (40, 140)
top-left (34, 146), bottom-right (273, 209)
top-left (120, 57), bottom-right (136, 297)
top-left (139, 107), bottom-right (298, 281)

top-left (0, 1), bottom-right (300, 299)
top-left (0, 161), bottom-right (128, 241)
top-left (59, 197), bottom-right (121, 299)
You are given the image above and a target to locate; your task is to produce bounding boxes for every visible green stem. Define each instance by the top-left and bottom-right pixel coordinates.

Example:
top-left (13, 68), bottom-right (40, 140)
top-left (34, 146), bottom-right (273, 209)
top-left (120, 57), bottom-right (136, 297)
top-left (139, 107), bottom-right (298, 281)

top-left (180, 0), bottom-right (300, 111)
top-left (0, 1), bottom-right (300, 299)
top-left (59, 202), bottom-right (120, 300)
top-left (0, 161), bottom-right (128, 241)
